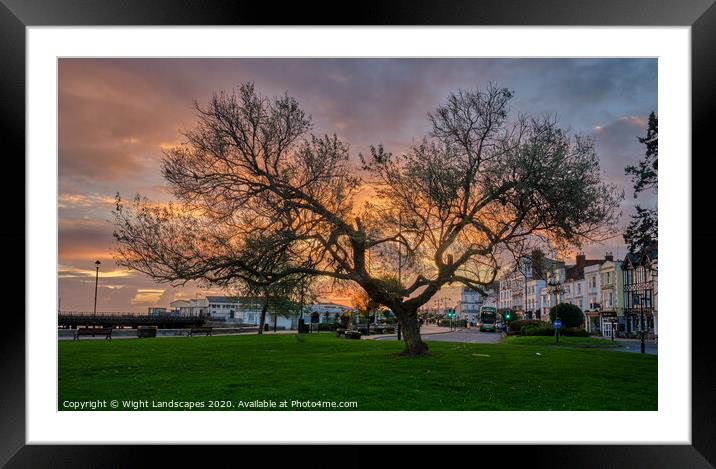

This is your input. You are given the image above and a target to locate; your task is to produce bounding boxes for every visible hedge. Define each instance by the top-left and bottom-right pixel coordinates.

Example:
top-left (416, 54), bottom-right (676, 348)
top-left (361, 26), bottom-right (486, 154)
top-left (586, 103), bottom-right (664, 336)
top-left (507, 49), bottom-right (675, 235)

top-left (509, 319), bottom-right (542, 333)
top-left (521, 325), bottom-right (589, 337)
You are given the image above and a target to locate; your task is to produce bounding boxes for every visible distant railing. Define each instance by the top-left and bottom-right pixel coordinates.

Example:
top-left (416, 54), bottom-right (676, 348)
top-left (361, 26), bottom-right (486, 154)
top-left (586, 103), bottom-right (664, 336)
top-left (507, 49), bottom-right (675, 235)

top-left (58, 312), bottom-right (206, 329)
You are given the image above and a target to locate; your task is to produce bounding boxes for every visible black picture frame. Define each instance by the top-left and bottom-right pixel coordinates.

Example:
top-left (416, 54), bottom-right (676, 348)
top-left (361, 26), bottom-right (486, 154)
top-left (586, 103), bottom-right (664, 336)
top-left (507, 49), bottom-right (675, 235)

top-left (3, 0), bottom-right (714, 466)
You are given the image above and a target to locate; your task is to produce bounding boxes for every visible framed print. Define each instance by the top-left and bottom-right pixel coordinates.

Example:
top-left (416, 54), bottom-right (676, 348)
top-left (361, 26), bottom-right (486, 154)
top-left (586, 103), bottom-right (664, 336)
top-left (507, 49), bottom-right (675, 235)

top-left (4, 0), bottom-right (715, 466)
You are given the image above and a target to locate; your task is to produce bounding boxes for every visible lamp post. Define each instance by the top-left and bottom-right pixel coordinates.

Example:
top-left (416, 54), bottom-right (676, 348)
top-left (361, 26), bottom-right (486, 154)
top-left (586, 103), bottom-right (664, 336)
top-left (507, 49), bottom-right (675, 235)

top-left (547, 276), bottom-right (562, 343)
top-left (93, 260), bottom-right (101, 325)
top-left (633, 292), bottom-right (646, 354)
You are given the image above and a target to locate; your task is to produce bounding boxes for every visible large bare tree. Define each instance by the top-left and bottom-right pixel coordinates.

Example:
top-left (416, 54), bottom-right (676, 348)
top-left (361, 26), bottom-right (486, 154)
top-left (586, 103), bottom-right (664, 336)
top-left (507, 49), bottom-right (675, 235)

top-left (113, 82), bottom-right (621, 355)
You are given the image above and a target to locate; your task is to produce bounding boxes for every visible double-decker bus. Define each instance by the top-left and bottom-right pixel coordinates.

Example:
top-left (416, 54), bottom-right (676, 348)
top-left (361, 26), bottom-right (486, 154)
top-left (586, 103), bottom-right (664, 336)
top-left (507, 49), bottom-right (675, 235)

top-left (478, 306), bottom-right (498, 332)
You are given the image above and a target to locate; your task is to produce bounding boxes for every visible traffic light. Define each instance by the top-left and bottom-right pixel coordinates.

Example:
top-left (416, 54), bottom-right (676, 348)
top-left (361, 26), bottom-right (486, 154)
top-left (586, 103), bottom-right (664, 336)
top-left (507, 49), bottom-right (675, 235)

top-left (505, 311), bottom-right (512, 321)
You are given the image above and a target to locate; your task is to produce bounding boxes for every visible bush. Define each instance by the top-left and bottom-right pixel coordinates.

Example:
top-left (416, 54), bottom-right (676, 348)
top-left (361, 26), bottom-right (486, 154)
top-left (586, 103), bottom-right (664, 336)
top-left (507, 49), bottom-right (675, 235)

top-left (509, 319), bottom-right (542, 333)
top-left (549, 303), bottom-right (585, 328)
top-left (439, 319), bottom-right (451, 327)
top-left (522, 325), bottom-right (556, 336)
top-left (521, 326), bottom-right (589, 337)
top-left (338, 312), bottom-right (352, 328)
top-left (562, 327), bottom-right (589, 337)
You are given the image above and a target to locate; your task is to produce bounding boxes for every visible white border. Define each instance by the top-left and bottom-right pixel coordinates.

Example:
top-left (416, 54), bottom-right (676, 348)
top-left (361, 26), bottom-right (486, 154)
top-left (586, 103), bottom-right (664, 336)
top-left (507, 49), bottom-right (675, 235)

top-left (27, 26), bottom-right (690, 444)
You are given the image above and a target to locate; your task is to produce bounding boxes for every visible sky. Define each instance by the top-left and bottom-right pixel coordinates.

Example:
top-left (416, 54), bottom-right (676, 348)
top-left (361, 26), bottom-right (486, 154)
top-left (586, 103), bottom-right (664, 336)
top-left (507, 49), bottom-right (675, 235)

top-left (58, 58), bottom-right (657, 312)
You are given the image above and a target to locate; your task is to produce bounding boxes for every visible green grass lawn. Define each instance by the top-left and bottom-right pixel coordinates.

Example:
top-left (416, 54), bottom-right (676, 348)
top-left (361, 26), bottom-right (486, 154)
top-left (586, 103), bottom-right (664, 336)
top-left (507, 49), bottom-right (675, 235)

top-left (58, 333), bottom-right (656, 411)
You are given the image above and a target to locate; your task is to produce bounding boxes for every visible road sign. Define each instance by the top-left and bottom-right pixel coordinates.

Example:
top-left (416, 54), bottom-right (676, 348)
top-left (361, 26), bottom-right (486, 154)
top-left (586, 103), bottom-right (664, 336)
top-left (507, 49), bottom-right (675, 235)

top-left (554, 319), bottom-right (562, 329)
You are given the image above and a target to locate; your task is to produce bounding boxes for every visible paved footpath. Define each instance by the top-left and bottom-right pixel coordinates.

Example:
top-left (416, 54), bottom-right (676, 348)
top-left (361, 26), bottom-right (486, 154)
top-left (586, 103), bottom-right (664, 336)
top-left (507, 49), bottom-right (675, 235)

top-left (609, 338), bottom-right (658, 355)
top-left (372, 327), bottom-right (503, 344)
top-left (374, 328), bottom-right (658, 354)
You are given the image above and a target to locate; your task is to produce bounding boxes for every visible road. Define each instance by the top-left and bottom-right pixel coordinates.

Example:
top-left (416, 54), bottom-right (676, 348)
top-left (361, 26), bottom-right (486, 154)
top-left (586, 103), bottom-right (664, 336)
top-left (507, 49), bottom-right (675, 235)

top-left (610, 338), bottom-right (658, 355)
top-left (375, 327), bottom-right (503, 344)
top-left (375, 328), bottom-right (658, 354)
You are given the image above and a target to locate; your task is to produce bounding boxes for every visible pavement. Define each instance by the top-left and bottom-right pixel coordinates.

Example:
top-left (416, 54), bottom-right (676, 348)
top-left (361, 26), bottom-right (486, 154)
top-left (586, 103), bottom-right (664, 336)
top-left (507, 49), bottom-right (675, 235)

top-left (372, 327), bottom-right (658, 354)
top-left (372, 326), bottom-right (504, 344)
top-left (608, 338), bottom-right (658, 355)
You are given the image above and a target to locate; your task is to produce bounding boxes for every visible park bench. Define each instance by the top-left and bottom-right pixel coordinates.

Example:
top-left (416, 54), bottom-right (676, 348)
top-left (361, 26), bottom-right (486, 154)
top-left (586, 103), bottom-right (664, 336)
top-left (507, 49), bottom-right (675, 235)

top-left (188, 327), bottom-right (212, 337)
top-left (345, 330), bottom-right (362, 339)
top-left (74, 327), bottom-right (112, 340)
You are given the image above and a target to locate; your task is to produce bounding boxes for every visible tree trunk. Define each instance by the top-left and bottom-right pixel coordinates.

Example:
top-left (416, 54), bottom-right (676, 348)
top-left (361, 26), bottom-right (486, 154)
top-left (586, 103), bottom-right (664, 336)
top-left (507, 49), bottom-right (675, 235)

top-left (397, 307), bottom-right (429, 356)
top-left (273, 313), bottom-right (277, 333)
top-left (258, 302), bottom-right (268, 335)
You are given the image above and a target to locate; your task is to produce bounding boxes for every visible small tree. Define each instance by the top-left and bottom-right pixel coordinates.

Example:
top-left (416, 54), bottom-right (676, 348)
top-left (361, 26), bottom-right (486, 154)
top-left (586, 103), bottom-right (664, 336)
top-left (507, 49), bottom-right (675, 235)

top-left (549, 303), bottom-right (584, 328)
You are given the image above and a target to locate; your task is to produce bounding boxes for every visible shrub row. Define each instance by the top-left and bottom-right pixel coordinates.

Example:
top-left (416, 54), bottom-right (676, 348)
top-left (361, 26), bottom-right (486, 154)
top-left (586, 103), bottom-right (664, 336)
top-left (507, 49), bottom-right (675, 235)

top-left (509, 319), bottom-right (542, 332)
top-left (521, 325), bottom-right (589, 337)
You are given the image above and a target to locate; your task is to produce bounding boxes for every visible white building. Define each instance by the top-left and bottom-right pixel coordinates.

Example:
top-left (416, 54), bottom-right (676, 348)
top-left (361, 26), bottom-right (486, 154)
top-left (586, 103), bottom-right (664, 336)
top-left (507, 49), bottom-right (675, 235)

top-left (170, 298), bottom-right (209, 317)
top-left (499, 254), bottom-right (560, 320)
top-left (206, 296), bottom-right (244, 321)
top-left (539, 265), bottom-right (566, 319)
top-left (538, 253), bottom-right (612, 327)
top-left (456, 287), bottom-right (484, 324)
top-left (525, 279), bottom-right (546, 320)
top-left (305, 303), bottom-right (353, 323)
top-left (170, 296), bottom-right (296, 329)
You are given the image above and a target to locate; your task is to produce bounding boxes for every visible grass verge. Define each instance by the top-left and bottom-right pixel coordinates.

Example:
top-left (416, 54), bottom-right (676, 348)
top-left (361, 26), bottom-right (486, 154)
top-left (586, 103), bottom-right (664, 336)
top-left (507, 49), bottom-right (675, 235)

top-left (59, 333), bottom-right (656, 411)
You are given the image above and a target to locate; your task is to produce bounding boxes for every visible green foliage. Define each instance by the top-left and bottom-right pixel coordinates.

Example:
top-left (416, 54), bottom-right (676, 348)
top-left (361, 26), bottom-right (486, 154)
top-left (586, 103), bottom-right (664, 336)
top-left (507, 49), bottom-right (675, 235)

top-left (549, 303), bottom-right (584, 328)
top-left (624, 207), bottom-right (657, 259)
top-left (520, 325), bottom-right (587, 337)
top-left (521, 325), bottom-right (555, 336)
top-left (500, 310), bottom-right (522, 322)
top-left (562, 327), bottom-right (589, 337)
top-left (625, 112), bottom-right (658, 197)
top-left (338, 312), bottom-right (352, 328)
top-left (509, 319), bottom-right (542, 333)
top-left (624, 111), bottom-right (658, 257)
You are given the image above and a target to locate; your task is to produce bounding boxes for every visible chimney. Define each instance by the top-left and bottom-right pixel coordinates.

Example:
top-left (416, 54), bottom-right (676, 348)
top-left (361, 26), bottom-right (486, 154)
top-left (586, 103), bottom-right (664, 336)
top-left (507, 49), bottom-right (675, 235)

top-left (576, 253), bottom-right (586, 272)
top-left (605, 252), bottom-right (613, 262)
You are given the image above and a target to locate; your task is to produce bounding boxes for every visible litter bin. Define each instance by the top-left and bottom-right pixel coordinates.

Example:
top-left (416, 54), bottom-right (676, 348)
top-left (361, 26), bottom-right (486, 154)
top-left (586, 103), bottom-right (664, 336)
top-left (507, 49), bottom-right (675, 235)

top-left (298, 318), bottom-right (311, 333)
top-left (264, 323), bottom-right (269, 332)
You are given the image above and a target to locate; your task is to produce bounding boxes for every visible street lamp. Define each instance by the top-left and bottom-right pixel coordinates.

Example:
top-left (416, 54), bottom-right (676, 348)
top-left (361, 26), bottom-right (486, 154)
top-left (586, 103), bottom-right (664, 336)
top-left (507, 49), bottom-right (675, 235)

top-left (632, 292), bottom-right (646, 354)
top-left (93, 260), bottom-right (101, 325)
top-left (547, 276), bottom-right (562, 343)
